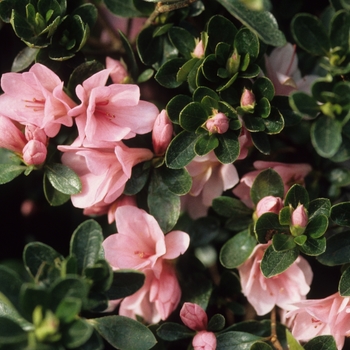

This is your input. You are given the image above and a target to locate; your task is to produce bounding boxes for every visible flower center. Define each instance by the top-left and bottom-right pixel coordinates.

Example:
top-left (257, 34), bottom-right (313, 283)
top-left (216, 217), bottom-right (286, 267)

top-left (134, 250), bottom-right (152, 259)
top-left (95, 100), bottom-right (116, 120)
top-left (24, 98), bottom-right (45, 112)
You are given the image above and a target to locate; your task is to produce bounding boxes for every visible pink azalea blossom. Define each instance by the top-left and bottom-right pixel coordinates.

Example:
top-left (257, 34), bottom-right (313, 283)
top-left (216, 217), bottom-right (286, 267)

top-left (152, 109), bottom-right (173, 156)
top-left (59, 142), bottom-right (153, 209)
top-left (22, 139), bottom-right (47, 165)
top-left (192, 331), bottom-right (217, 350)
top-left (284, 292), bottom-right (350, 350)
top-left (0, 115), bottom-right (26, 154)
top-left (0, 63), bottom-right (76, 137)
top-left (103, 206), bottom-right (190, 323)
top-left (105, 57), bottom-right (129, 84)
top-left (233, 161), bottom-right (312, 208)
top-left (265, 43), bottom-right (318, 96)
top-left (255, 196), bottom-right (284, 218)
top-left (237, 243), bottom-right (313, 316)
top-left (192, 39), bottom-right (205, 58)
top-left (206, 112), bottom-right (229, 134)
top-left (181, 151), bottom-right (239, 219)
top-left (68, 69), bottom-right (159, 144)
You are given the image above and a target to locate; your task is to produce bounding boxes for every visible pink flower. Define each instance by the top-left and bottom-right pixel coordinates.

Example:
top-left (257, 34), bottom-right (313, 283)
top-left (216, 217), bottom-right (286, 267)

top-left (284, 292), bottom-right (350, 350)
top-left (192, 39), bottom-right (205, 58)
top-left (181, 151), bottom-right (239, 219)
top-left (0, 63), bottom-right (76, 137)
top-left (233, 161), bottom-right (312, 208)
top-left (255, 196), bottom-right (284, 218)
top-left (192, 331), bottom-right (217, 350)
top-left (68, 69), bottom-right (159, 144)
top-left (59, 142), bottom-right (153, 209)
top-left (237, 243), bottom-right (313, 316)
top-left (103, 206), bottom-right (190, 323)
top-left (180, 303), bottom-right (217, 350)
top-left (240, 88), bottom-right (256, 109)
top-left (105, 57), bottom-right (129, 84)
top-left (180, 303), bottom-right (208, 331)
top-left (25, 125), bottom-right (47, 144)
top-left (290, 204), bottom-right (308, 236)
top-left (0, 115), bottom-right (26, 154)
top-left (205, 112), bottom-right (229, 134)
top-left (265, 43), bottom-right (318, 96)
top-left (152, 110), bottom-right (173, 156)
top-left (22, 139), bottom-right (47, 165)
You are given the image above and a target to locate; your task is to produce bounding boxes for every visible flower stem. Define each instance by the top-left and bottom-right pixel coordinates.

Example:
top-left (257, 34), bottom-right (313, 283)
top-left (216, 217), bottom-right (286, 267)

top-left (270, 307), bottom-right (283, 350)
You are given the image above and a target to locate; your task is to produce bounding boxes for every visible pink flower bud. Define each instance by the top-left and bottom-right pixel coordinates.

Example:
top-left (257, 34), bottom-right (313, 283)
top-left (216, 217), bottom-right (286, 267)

top-left (22, 140), bottom-right (47, 165)
top-left (152, 110), bottom-right (173, 156)
top-left (0, 115), bottom-right (26, 154)
top-left (25, 125), bottom-right (47, 144)
top-left (256, 196), bottom-right (283, 218)
top-left (192, 39), bottom-right (205, 58)
top-left (206, 112), bottom-right (229, 134)
top-left (240, 88), bottom-right (256, 109)
top-left (180, 303), bottom-right (208, 331)
top-left (192, 331), bottom-right (217, 350)
top-left (226, 49), bottom-right (241, 75)
top-left (290, 204), bottom-right (308, 236)
top-left (106, 57), bottom-right (129, 84)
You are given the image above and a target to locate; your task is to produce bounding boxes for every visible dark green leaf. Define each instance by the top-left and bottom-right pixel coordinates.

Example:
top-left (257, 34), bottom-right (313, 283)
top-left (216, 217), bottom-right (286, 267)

top-left (56, 297), bottom-right (82, 324)
top-left (168, 27), bottom-right (195, 59)
top-left (0, 317), bottom-right (27, 344)
top-left (261, 245), bottom-right (299, 277)
top-left (103, 0), bottom-right (146, 17)
top-left (62, 318), bottom-right (93, 349)
top-left (289, 92), bottom-right (320, 119)
top-left (43, 174), bottom-right (70, 206)
top-left (339, 265), bottom-right (350, 295)
top-left (272, 233), bottom-right (296, 251)
top-left (308, 198), bottom-right (331, 220)
top-left (284, 184), bottom-right (309, 209)
top-left (70, 220), bottom-right (103, 274)
top-left (124, 162), bottom-right (150, 196)
top-left (166, 94), bottom-right (192, 124)
top-left (0, 266), bottom-right (22, 310)
top-left (159, 166), bottom-right (192, 195)
top-left (156, 322), bottom-right (194, 341)
top-left (155, 58), bottom-right (187, 88)
top-left (304, 335), bottom-right (337, 350)
top-left (331, 201), bottom-right (350, 226)
top-left (180, 102), bottom-right (208, 131)
top-left (208, 314), bottom-right (226, 332)
top-left (263, 108), bottom-right (284, 134)
top-left (190, 217), bottom-right (221, 247)
top-left (251, 132), bottom-right (271, 154)
top-left (255, 212), bottom-right (289, 243)
top-left (92, 316), bottom-right (157, 350)
top-left (0, 164), bottom-right (25, 184)
top-left (216, 331), bottom-right (262, 350)
top-left (234, 27), bottom-right (259, 61)
top-left (215, 131), bottom-right (240, 163)
top-left (304, 215), bottom-right (328, 239)
top-left (330, 10), bottom-right (350, 54)
top-left (137, 26), bottom-right (163, 65)
top-left (220, 229), bottom-right (256, 268)
top-left (11, 46), bottom-right (38, 72)
top-left (195, 134), bottom-right (219, 155)
top-left (299, 237), bottom-right (326, 256)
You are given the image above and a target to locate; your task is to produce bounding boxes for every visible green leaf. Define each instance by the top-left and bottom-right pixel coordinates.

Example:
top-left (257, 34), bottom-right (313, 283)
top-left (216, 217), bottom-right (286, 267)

top-left (272, 233), bottom-right (296, 251)
top-left (124, 162), bottom-right (150, 196)
top-left (55, 297), bottom-right (82, 324)
top-left (291, 13), bottom-right (330, 56)
top-left (273, 96), bottom-right (302, 127)
top-left (155, 58), bottom-right (187, 88)
top-left (62, 318), bottom-right (94, 349)
top-left (137, 26), bottom-right (163, 65)
top-left (0, 266), bottom-right (22, 310)
top-left (70, 220), bottom-right (103, 274)
top-left (250, 342), bottom-right (273, 350)
top-left (92, 316), bottom-right (157, 350)
top-left (317, 230), bottom-right (350, 266)
top-left (180, 102), bottom-right (208, 131)
top-left (166, 94), bottom-right (192, 124)
top-left (177, 57), bottom-right (200, 83)
top-left (250, 168), bottom-right (284, 205)
top-left (20, 285), bottom-right (50, 321)
top-left (212, 196), bottom-right (253, 218)
top-left (339, 265), bottom-right (350, 295)
top-left (148, 169), bottom-right (180, 232)
top-left (263, 108), bottom-right (284, 134)
top-left (0, 317), bottom-right (27, 344)
top-left (106, 270), bottom-right (145, 300)
top-left (23, 242), bottom-right (63, 279)
top-left (156, 322), bottom-right (194, 341)
top-left (220, 229), bottom-right (257, 268)
top-left (311, 115), bottom-right (342, 158)
top-left (159, 166), bottom-right (192, 195)
top-left (234, 27), bottom-right (259, 61)
top-left (11, 46), bottom-right (38, 72)
top-left (299, 237), bottom-right (326, 256)
top-left (308, 198), bottom-right (331, 220)
top-left (330, 10), bottom-right (350, 54)
top-left (43, 174), bottom-right (71, 206)
top-left (286, 329), bottom-right (304, 350)
top-left (289, 91), bottom-right (320, 119)
top-left (216, 331), bottom-right (262, 350)
top-left (195, 134), bottom-right (219, 155)
top-left (0, 164), bottom-right (26, 184)
top-left (304, 335), bottom-right (337, 350)
top-left (208, 314), bottom-right (226, 332)
top-left (215, 131), bottom-right (240, 163)
top-left (284, 184), bottom-right (309, 209)
top-left (165, 131), bottom-right (199, 169)
top-left (168, 27), bottom-right (195, 59)
top-left (304, 215), bottom-right (328, 239)
top-left (255, 212), bottom-right (289, 243)
top-left (215, 0), bottom-right (286, 46)
top-left (103, 0), bottom-right (146, 17)
top-left (331, 201), bottom-right (350, 226)
top-left (44, 163), bottom-right (82, 195)
top-left (250, 132), bottom-right (271, 154)
top-left (260, 245), bottom-right (299, 277)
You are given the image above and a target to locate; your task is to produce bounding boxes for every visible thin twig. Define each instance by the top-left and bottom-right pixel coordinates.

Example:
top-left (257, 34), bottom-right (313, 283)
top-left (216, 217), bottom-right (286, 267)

top-left (270, 307), bottom-right (284, 350)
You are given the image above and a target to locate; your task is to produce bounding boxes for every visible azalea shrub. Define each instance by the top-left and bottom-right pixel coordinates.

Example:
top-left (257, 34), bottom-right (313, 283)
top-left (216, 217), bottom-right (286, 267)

top-left (2, 0), bottom-right (350, 349)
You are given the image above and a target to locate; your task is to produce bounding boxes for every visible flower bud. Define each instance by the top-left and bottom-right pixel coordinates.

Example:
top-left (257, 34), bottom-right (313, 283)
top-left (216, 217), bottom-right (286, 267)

top-left (0, 115), bottom-right (26, 154)
top-left (255, 196), bottom-right (283, 218)
top-left (152, 110), bottom-right (173, 156)
top-left (206, 112), bottom-right (229, 134)
top-left (192, 39), bottom-right (205, 58)
top-left (25, 124), bottom-right (47, 144)
top-left (22, 140), bottom-right (47, 165)
top-left (192, 331), bottom-right (217, 350)
top-left (290, 204), bottom-right (308, 236)
top-left (180, 302), bottom-right (208, 331)
top-left (226, 49), bottom-right (241, 75)
top-left (106, 57), bottom-right (130, 84)
top-left (240, 88), bottom-right (256, 112)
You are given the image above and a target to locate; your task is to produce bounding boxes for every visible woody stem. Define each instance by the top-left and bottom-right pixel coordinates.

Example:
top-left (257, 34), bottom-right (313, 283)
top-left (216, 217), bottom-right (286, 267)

top-left (270, 307), bottom-right (283, 350)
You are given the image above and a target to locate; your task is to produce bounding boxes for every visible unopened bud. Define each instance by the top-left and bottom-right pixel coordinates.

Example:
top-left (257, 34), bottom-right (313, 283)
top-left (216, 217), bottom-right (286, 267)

top-left (240, 88), bottom-right (256, 112)
top-left (22, 140), bottom-right (47, 165)
top-left (226, 49), bottom-right (241, 75)
top-left (192, 39), bottom-right (205, 59)
top-left (206, 112), bottom-right (229, 134)
top-left (290, 204), bottom-right (308, 236)
top-left (25, 125), bottom-right (47, 144)
top-left (152, 110), bottom-right (173, 156)
top-left (255, 196), bottom-right (283, 219)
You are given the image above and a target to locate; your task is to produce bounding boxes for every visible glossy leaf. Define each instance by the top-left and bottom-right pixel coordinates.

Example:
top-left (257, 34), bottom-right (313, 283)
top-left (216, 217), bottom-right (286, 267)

top-left (331, 201), bottom-right (350, 226)
top-left (304, 335), bottom-right (337, 350)
top-left (62, 318), bottom-right (94, 349)
top-left (308, 198), bottom-right (331, 220)
top-left (272, 233), bottom-right (296, 251)
top-left (168, 27), bottom-right (195, 59)
top-left (234, 27), bottom-right (259, 61)
top-left (299, 237), bottom-right (326, 256)
top-left (159, 166), bottom-right (192, 195)
top-left (339, 265), bottom-right (350, 295)
top-left (155, 58), bottom-right (187, 88)
top-left (215, 131), bottom-right (240, 163)
top-left (304, 215), bottom-right (328, 239)
top-left (255, 212), bottom-right (289, 243)
top-left (195, 134), bottom-right (219, 155)
top-left (216, 331), bottom-right (262, 350)
top-left (289, 92), bottom-right (320, 119)
top-left (284, 184), bottom-right (309, 209)
top-left (166, 94), bottom-right (192, 124)
top-left (0, 164), bottom-right (25, 184)
top-left (43, 174), bottom-right (71, 206)
top-left (156, 322), bottom-right (194, 341)
top-left (180, 102), bottom-right (208, 131)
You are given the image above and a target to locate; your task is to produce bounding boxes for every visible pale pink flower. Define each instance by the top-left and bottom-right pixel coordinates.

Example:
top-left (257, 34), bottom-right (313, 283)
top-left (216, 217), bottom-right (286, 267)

top-left (290, 204), bottom-right (308, 236)
top-left (233, 161), bottom-right (312, 208)
top-left (240, 88), bottom-right (256, 108)
top-left (265, 43), bottom-right (318, 96)
top-left (68, 69), bottom-right (159, 144)
top-left (59, 142), bottom-right (153, 209)
top-left (181, 151), bottom-right (239, 219)
top-left (103, 206), bottom-right (190, 323)
top-left (237, 243), bottom-right (313, 316)
top-left (0, 63), bottom-right (76, 137)
top-left (25, 125), bottom-right (47, 144)
top-left (255, 196), bottom-right (283, 218)
top-left (180, 303), bottom-right (217, 350)
top-left (105, 57), bottom-right (129, 84)
top-left (192, 39), bottom-right (205, 58)
top-left (285, 292), bottom-right (350, 350)
top-left (206, 112), bottom-right (229, 134)
top-left (22, 140), bottom-right (47, 165)
top-left (192, 331), bottom-right (217, 350)
top-left (152, 109), bottom-right (173, 156)
top-left (0, 115), bottom-right (26, 154)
